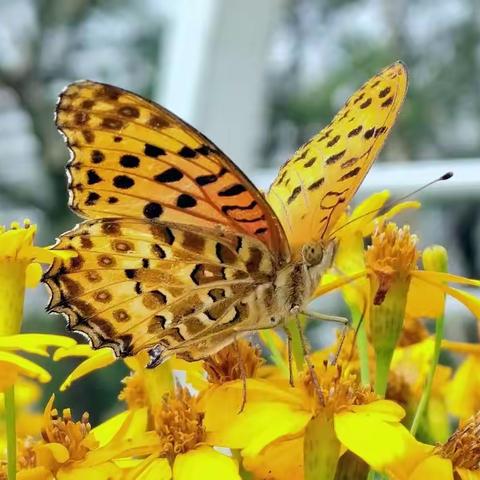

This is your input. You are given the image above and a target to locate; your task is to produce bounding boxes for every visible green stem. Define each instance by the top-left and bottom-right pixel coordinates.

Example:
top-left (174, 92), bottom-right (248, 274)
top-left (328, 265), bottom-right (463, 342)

top-left (261, 331), bottom-right (289, 375)
top-left (286, 316), bottom-right (305, 372)
top-left (352, 307), bottom-right (370, 386)
top-left (374, 348), bottom-right (393, 396)
top-left (5, 386), bottom-right (16, 480)
top-left (410, 315), bottom-right (445, 435)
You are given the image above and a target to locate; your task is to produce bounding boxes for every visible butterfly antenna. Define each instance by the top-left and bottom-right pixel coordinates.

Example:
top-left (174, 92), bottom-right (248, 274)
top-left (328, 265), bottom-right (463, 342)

top-left (329, 171), bottom-right (453, 238)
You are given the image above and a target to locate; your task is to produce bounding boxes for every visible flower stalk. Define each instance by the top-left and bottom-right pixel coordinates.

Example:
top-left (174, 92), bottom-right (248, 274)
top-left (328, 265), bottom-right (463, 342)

top-left (410, 246), bottom-right (448, 435)
top-left (372, 279), bottom-right (410, 396)
top-left (304, 412), bottom-right (340, 480)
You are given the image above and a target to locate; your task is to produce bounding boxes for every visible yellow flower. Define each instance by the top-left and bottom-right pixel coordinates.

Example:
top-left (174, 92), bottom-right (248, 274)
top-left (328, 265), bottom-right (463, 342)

top-left (199, 362), bottom-right (423, 480)
top-left (53, 343), bottom-right (203, 402)
top-left (442, 339), bottom-right (480, 423)
top-left (9, 395), bottom-right (156, 479)
top-left (128, 387), bottom-right (241, 480)
top-left (404, 412), bottom-right (480, 480)
top-left (319, 220), bottom-right (480, 325)
top-left (0, 220), bottom-right (76, 390)
top-left (390, 338), bottom-right (451, 442)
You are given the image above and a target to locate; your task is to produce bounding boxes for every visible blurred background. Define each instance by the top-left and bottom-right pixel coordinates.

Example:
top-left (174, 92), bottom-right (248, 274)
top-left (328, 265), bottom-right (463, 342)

top-left (1, 0), bottom-right (479, 420)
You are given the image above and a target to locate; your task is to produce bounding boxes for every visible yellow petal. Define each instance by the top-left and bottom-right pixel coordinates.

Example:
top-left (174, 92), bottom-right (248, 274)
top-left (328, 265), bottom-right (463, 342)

top-left (334, 401), bottom-right (432, 478)
top-left (121, 456), bottom-right (171, 480)
top-left (415, 270), bottom-right (480, 288)
top-left (0, 333), bottom-right (76, 356)
top-left (372, 201), bottom-right (420, 237)
top-left (53, 344), bottom-right (103, 360)
top-left (335, 191), bottom-right (390, 237)
top-left (58, 349), bottom-right (117, 391)
top-left (25, 262), bottom-right (43, 288)
top-left (442, 340), bottom-right (480, 355)
top-left (203, 387), bottom-right (310, 457)
top-left (407, 275), bottom-right (445, 319)
top-left (90, 408), bottom-right (148, 447)
top-left (446, 355), bottom-right (480, 420)
top-left (17, 466), bottom-right (54, 480)
top-left (243, 435), bottom-right (303, 480)
top-left (408, 455), bottom-right (453, 480)
top-left (0, 352), bottom-right (51, 384)
top-left (457, 468), bottom-right (480, 480)
top-left (0, 366), bottom-right (19, 392)
top-left (173, 446), bottom-right (240, 480)
top-left (57, 462), bottom-right (122, 480)
top-left (35, 442), bottom-right (70, 466)
top-left (81, 432), bottom-right (160, 467)
top-left (411, 274), bottom-right (480, 320)
top-left (313, 270), bottom-right (367, 299)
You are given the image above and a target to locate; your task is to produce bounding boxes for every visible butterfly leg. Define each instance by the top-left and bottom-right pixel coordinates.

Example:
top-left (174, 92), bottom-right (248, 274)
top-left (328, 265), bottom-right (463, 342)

top-left (283, 326), bottom-right (295, 387)
top-left (300, 310), bottom-right (350, 325)
top-left (147, 344), bottom-right (168, 369)
top-left (234, 337), bottom-right (248, 414)
top-left (294, 315), bottom-right (325, 406)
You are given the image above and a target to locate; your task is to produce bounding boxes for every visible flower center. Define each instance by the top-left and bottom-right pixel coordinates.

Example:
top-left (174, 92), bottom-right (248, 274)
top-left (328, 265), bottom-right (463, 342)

top-left (365, 223), bottom-right (419, 304)
top-left (41, 407), bottom-right (92, 461)
top-left (203, 340), bottom-right (264, 384)
top-left (119, 372), bottom-right (148, 409)
top-left (153, 388), bottom-right (205, 462)
top-left (437, 412), bottom-right (480, 470)
top-left (303, 363), bottom-right (377, 413)
top-left (397, 316), bottom-right (429, 346)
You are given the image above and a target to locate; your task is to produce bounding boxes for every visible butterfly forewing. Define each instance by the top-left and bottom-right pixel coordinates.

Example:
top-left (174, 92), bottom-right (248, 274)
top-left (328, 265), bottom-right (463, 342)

top-left (56, 81), bottom-right (289, 261)
top-left (267, 61), bottom-right (408, 258)
top-left (44, 218), bottom-right (277, 358)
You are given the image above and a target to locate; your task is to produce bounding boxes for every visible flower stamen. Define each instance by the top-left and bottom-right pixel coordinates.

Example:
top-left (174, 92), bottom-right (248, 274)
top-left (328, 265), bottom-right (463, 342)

top-left (153, 388), bottom-right (205, 463)
top-left (203, 340), bottom-right (264, 384)
top-left (436, 412), bottom-right (480, 470)
top-left (41, 405), bottom-right (92, 461)
top-left (366, 223), bottom-right (419, 304)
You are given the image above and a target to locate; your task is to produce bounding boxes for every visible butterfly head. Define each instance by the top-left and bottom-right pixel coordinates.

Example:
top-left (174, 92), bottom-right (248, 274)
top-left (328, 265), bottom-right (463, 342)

top-left (301, 240), bottom-right (335, 267)
top-left (301, 240), bottom-right (337, 288)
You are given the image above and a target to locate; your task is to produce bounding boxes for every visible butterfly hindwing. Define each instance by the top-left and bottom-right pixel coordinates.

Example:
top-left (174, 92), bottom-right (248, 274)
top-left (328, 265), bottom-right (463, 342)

top-left (44, 218), bottom-right (277, 358)
top-left (56, 81), bottom-right (289, 261)
top-left (267, 61), bottom-right (408, 257)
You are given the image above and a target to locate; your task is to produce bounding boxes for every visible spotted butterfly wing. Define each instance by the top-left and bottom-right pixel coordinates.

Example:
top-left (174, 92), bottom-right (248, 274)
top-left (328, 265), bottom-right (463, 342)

top-left (44, 218), bottom-right (278, 361)
top-left (267, 61), bottom-right (408, 258)
top-left (45, 80), bottom-right (291, 361)
top-left (56, 81), bottom-right (288, 260)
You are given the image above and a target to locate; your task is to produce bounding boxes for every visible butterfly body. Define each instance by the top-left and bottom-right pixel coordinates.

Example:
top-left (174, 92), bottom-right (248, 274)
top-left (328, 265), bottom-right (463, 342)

top-left (44, 62), bottom-right (408, 364)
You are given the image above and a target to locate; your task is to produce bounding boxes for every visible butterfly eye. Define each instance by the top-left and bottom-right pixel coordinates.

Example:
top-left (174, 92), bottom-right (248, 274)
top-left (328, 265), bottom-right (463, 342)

top-left (301, 243), bottom-right (324, 266)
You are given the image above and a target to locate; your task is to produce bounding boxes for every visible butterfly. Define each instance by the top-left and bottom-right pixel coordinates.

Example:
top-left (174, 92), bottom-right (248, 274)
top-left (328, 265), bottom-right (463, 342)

top-left (43, 61), bottom-right (408, 366)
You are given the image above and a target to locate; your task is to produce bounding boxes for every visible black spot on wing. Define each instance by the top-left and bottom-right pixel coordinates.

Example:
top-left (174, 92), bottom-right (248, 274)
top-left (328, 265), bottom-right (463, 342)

top-left (177, 194), bottom-right (197, 208)
top-left (144, 144), bottom-right (166, 157)
top-left (154, 168), bottom-right (183, 183)
top-left (143, 202), bottom-right (163, 219)
top-left (218, 184), bottom-right (247, 197)
top-left (87, 170), bottom-right (102, 185)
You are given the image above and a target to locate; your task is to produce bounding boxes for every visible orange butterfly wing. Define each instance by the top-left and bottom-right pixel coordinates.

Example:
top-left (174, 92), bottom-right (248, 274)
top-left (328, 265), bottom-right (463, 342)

top-left (267, 62), bottom-right (408, 258)
top-left (56, 81), bottom-right (289, 261)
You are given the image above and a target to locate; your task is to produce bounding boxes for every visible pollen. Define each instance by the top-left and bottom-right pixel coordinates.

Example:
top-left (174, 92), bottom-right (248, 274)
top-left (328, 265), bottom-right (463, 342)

top-left (41, 406), bottom-right (93, 461)
top-left (203, 339), bottom-right (264, 384)
top-left (118, 371), bottom-right (148, 409)
top-left (365, 222), bottom-right (419, 304)
top-left (153, 387), bottom-right (205, 462)
top-left (302, 363), bottom-right (377, 414)
top-left (436, 412), bottom-right (480, 470)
